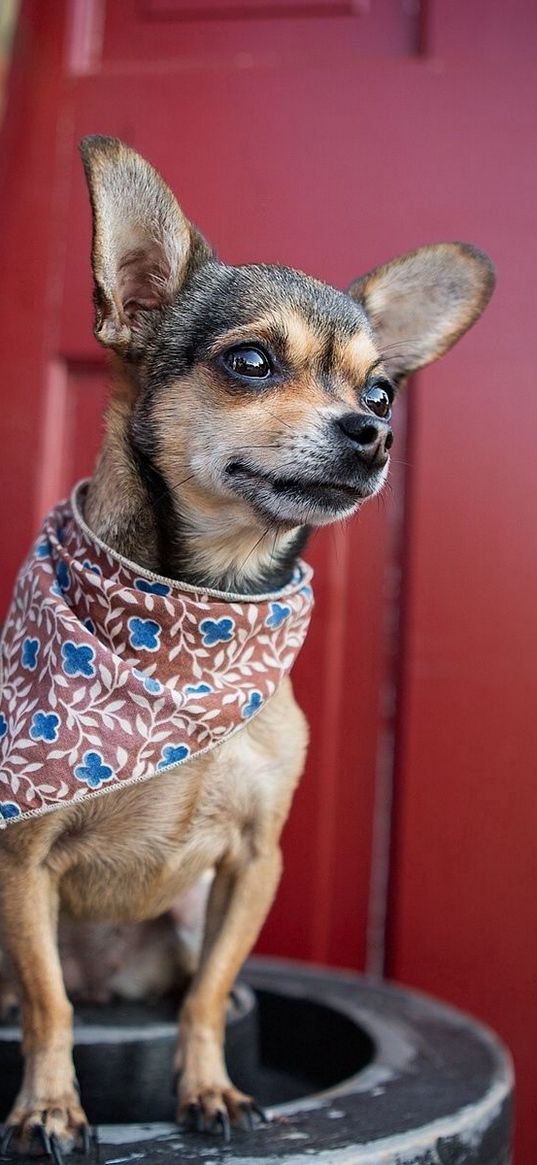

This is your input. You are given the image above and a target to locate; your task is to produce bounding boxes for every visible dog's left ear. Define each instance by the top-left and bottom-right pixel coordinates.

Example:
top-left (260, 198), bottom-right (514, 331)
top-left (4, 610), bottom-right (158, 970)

top-left (347, 243), bottom-right (495, 379)
top-left (80, 135), bottom-right (213, 354)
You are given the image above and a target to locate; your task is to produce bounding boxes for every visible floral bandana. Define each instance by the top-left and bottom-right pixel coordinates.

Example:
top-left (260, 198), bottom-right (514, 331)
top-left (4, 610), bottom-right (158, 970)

top-left (0, 483), bottom-right (313, 828)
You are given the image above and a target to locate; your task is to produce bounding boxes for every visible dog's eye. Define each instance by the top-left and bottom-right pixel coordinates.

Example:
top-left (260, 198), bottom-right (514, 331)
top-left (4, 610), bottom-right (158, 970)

top-left (363, 383), bottom-right (393, 419)
top-left (222, 346), bottom-right (272, 380)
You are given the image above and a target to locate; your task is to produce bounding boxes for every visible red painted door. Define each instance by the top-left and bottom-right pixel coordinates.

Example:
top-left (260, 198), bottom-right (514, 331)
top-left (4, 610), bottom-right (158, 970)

top-left (384, 12), bottom-right (537, 1165)
top-left (0, 2), bottom-right (535, 1160)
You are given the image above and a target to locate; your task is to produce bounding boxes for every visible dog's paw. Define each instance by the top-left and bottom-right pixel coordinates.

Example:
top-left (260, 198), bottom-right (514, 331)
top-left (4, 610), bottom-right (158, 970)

top-left (1, 1094), bottom-right (91, 1160)
top-left (178, 1083), bottom-right (268, 1139)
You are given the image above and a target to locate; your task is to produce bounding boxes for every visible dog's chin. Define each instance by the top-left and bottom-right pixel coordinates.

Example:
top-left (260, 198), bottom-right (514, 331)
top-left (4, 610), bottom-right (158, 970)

top-left (223, 461), bottom-right (388, 528)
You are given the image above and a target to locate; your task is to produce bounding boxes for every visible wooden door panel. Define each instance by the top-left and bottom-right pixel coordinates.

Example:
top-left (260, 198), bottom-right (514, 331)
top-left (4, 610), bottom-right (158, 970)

top-left (34, 362), bottom-right (107, 522)
top-left (0, 0), bottom-right (70, 611)
top-left (143, 0), bottom-right (357, 14)
top-left (101, 0), bottom-right (418, 64)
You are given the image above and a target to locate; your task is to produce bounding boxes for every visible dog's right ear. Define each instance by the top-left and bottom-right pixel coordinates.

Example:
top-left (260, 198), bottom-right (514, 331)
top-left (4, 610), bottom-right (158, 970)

top-left (80, 136), bottom-right (213, 354)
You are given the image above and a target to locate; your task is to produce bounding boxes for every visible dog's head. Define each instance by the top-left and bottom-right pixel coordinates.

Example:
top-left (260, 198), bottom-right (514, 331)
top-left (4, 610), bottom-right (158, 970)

top-left (81, 136), bottom-right (494, 573)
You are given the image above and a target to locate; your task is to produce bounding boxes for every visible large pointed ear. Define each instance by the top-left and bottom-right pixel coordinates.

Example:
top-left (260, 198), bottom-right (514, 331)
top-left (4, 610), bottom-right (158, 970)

top-left (347, 243), bottom-right (495, 379)
top-left (79, 136), bottom-right (213, 353)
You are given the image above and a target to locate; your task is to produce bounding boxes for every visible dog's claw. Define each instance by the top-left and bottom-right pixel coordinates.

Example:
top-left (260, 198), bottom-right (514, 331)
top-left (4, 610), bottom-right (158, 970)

top-left (179, 1087), bottom-right (268, 1140)
top-left (239, 1102), bottom-right (255, 1131)
top-left (251, 1101), bottom-right (269, 1124)
top-left (36, 1125), bottom-right (52, 1155)
top-left (0, 1111), bottom-right (90, 1160)
top-left (213, 1111), bottom-right (231, 1142)
top-left (49, 1133), bottom-right (64, 1165)
top-left (238, 1099), bottom-right (269, 1129)
top-left (1, 1125), bottom-right (15, 1154)
top-left (78, 1124), bottom-right (92, 1155)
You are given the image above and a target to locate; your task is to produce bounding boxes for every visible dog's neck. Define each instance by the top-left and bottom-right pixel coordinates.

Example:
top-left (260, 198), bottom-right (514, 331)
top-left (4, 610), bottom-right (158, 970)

top-left (84, 384), bottom-right (307, 595)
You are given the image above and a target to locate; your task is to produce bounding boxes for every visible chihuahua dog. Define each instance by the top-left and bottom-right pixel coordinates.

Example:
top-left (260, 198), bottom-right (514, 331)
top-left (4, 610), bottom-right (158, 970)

top-left (0, 136), bottom-right (494, 1158)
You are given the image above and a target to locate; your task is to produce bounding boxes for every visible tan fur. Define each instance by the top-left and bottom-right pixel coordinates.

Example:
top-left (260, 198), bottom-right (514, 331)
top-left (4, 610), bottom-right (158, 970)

top-left (348, 242), bottom-right (496, 377)
top-left (337, 332), bottom-right (383, 384)
top-left (80, 136), bottom-right (211, 353)
top-left (0, 677), bottom-right (307, 1147)
top-left (81, 373), bottom-right (161, 566)
top-left (275, 308), bottom-right (324, 367)
top-left (207, 310), bottom-right (323, 369)
top-left (0, 136), bottom-right (494, 1152)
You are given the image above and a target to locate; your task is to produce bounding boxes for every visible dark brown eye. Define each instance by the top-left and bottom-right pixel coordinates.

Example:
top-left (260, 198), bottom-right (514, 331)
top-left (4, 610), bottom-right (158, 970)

top-left (222, 346), bottom-right (272, 380)
top-left (363, 383), bottom-right (393, 419)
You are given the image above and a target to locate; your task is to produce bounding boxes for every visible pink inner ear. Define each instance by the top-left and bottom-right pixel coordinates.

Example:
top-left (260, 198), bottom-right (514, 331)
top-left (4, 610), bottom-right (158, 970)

top-left (118, 244), bottom-right (170, 317)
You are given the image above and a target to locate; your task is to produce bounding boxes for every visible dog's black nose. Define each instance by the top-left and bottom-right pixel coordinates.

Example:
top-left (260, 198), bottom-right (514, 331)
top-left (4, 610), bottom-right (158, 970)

top-left (336, 413), bottom-right (393, 464)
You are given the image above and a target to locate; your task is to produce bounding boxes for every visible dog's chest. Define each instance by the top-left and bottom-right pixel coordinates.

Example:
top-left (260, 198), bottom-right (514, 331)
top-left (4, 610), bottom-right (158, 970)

top-left (56, 679), bottom-right (308, 922)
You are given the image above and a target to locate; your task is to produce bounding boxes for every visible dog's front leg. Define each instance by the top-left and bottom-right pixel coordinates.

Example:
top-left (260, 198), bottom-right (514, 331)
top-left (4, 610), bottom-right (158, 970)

top-left (175, 844), bottom-right (282, 1134)
top-left (0, 862), bottom-right (89, 1156)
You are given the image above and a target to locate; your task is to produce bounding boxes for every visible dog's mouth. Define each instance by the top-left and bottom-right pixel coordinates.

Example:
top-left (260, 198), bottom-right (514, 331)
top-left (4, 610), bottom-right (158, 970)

top-left (224, 459), bottom-right (382, 524)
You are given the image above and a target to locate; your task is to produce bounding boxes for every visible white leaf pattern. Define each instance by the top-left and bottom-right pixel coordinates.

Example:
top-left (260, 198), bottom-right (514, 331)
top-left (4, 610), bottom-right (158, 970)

top-left (0, 483), bottom-right (313, 824)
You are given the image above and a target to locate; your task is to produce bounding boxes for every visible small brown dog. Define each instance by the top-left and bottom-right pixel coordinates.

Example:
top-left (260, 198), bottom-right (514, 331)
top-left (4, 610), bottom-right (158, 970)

top-left (0, 136), bottom-right (494, 1158)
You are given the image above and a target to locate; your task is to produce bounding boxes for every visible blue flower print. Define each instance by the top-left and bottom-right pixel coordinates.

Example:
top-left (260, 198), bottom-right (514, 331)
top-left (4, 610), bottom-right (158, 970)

top-left (74, 750), bottom-right (114, 788)
top-left (157, 743), bottom-right (190, 770)
top-left (0, 713), bottom-right (7, 740)
top-left (30, 711), bottom-right (60, 743)
top-left (128, 617), bottom-right (161, 652)
top-left (21, 638), bottom-right (39, 670)
top-left (0, 802), bottom-right (21, 821)
top-left (83, 559), bottom-right (102, 575)
top-left (300, 584), bottom-right (313, 601)
top-left (265, 602), bottom-right (291, 630)
top-left (56, 560), bottom-right (70, 592)
top-left (84, 617), bottom-right (95, 635)
top-left (135, 579), bottom-right (171, 597)
top-left (133, 668), bottom-right (163, 695)
top-left (35, 539), bottom-right (50, 559)
top-left (242, 690), bottom-right (263, 720)
top-left (62, 641), bottom-right (96, 678)
top-left (200, 617), bottom-right (234, 647)
top-left (185, 682), bottom-right (213, 696)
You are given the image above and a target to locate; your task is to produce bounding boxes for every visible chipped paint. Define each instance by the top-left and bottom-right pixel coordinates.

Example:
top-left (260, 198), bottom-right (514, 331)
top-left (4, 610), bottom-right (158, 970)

top-left (106, 1155), bottom-right (145, 1164)
top-left (100, 1123), bottom-right (180, 1145)
top-left (98, 1067), bottom-right (511, 1162)
top-left (33, 962), bottom-right (512, 1164)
